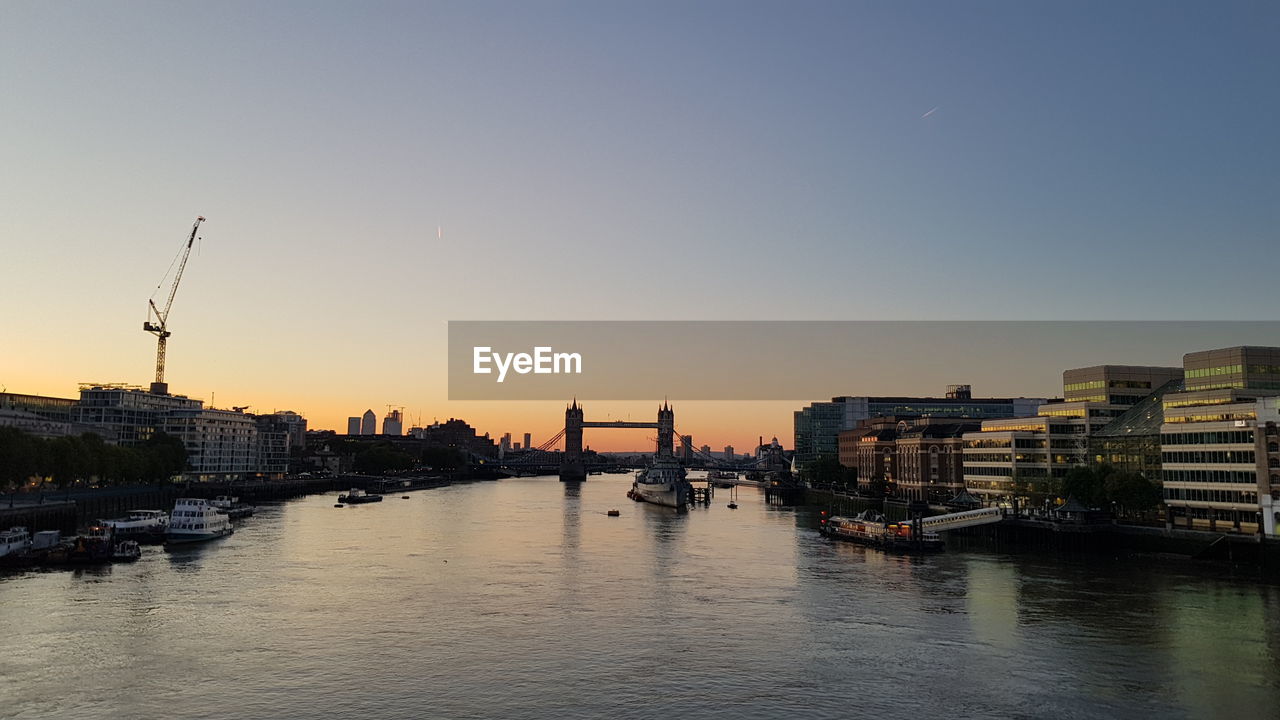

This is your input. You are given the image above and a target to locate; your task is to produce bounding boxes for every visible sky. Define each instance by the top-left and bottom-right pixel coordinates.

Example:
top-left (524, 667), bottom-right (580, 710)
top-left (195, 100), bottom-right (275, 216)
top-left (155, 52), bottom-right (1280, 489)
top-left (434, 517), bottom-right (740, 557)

top-left (2, 1), bottom-right (1277, 450)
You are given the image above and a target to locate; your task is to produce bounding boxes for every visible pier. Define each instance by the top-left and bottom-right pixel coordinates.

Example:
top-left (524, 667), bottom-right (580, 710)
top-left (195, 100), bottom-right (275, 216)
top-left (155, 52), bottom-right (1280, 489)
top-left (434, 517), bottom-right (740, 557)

top-left (689, 483), bottom-right (713, 506)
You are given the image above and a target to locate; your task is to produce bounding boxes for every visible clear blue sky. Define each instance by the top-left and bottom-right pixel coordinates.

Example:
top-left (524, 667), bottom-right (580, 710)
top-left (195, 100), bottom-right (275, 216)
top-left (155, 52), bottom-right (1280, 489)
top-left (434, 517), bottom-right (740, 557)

top-left (2, 1), bottom-right (1277, 442)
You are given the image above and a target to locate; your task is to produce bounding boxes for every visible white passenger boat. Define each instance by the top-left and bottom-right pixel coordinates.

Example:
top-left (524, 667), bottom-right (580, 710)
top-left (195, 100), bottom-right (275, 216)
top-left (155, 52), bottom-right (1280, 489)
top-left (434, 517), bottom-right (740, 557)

top-left (166, 498), bottom-right (234, 544)
top-left (210, 495), bottom-right (256, 519)
top-left (0, 527), bottom-right (32, 559)
top-left (100, 510), bottom-right (169, 540)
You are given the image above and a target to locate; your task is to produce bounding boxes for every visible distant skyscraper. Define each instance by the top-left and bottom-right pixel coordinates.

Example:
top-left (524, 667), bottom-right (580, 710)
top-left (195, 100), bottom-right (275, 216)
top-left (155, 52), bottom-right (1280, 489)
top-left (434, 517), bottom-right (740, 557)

top-left (360, 409), bottom-right (376, 435)
top-left (500, 433), bottom-right (512, 452)
top-left (699, 444), bottom-right (711, 456)
top-left (383, 409), bottom-right (403, 436)
top-left (347, 417), bottom-right (360, 435)
top-left (724, 445), bottom-right (735, 461)
top-left (680, 435), bottom-right (693, 463)
top-left (523, 432), bottom-right (532, 450)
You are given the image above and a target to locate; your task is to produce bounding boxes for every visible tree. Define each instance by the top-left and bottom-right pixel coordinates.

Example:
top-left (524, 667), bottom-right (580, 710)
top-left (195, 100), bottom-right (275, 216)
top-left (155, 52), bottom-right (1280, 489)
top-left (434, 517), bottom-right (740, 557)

top-left (801, 455), bottom-right (856, 489)
top-left (1105, 470), bottom-right (1162, 516)
top-left (0, 427), bottom-right (39, 502)
top-left (355, 444), bottom-right (415, 475)
top-left (1060, 466), bottom-right (1108, 508)
top-left (421, 446), bottom-right (464, 470)
top-left (141, 432), bottom-right (187, 483)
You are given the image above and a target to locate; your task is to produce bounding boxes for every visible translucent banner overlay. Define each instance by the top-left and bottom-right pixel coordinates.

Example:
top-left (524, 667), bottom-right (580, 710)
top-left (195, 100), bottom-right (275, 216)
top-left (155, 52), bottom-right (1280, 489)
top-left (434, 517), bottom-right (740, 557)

top-left (447, 321), bottom-right (1280, 401)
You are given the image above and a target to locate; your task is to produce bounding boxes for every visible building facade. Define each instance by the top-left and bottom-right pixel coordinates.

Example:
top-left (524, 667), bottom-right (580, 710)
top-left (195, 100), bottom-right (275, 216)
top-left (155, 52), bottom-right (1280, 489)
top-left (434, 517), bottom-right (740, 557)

top-left (959, 365), bottom-right (1185, 505)
top-left (797, 387), bottom-right (1049, 463)
top-left (383, 409), bottom-right (403, 436)
top-left (1157, 347), bottom-right (1280, 536)
top-left (70, 384), bottom-right (294, 482)
top-left (0, 392), bottom-right (78, 423)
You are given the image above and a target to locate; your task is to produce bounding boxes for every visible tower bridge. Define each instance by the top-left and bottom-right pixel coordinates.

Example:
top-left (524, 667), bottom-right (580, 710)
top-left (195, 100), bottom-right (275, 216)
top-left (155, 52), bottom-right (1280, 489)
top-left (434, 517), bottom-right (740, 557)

top-left (495, 401), bottom-right (783, 478)
top-left (560, 400), bottom-right (674, 482)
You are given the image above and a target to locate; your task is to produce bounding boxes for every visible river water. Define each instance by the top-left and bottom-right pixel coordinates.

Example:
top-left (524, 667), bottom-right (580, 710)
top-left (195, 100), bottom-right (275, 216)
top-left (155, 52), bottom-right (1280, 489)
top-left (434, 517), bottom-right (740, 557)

top-left (2, 475), bottom-right (1278, 719)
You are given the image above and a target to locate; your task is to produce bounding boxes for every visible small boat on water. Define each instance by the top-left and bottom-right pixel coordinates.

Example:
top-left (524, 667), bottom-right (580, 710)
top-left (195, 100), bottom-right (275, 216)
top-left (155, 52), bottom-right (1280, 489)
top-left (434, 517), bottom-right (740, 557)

top-left (99, 510), bottom-right (169, 543)
top-left (0, 527), bottom-right (34, 568)
top-left (210, 495), bottom-right (256, 519)
top-left (707, 470), bottom-right (738, 488)
top-left (67, 525), bottom-right (115, 564)
top-left (167, 498), bottom-right (234, 545)
top-left (337, 488), bottom-right (382, 504)
top-left (112, 540), bottom-right (142, 562)
top-left (607, 509), bottom-right (621, 517)
top-left (819, 510), bottom-right (944, 552)
top-left (1, 526), bottom-right (32, 558)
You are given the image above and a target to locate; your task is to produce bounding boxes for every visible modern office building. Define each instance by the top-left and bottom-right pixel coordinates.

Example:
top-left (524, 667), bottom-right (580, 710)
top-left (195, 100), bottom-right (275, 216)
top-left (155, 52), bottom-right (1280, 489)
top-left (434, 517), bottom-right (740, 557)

top-left (360, 409), bottom-right (376, 436)
top-left (524, 432), bottom-right (532, 451)
top-left (800, 386), bottom-right (1049, 463)
top-left (0, 408), bottom-right (72, 438)
top-left (347, 416), bottom-right (361, 435)
top-left (73, 384), bottom-right (273, 482)
top-left (962, 415), bottom-right (1089, 504)
top-left (1091, 379), bottom-right (1186, 478)
top-left (383, 409), bottom-right (403, 436)
top-left (1054, 365), bottom-right (1185, 422)
top-left (1161, 396), bottom-right (1279, 535)
top-left (1063, 365), bottom-right (1184, 406)
top-left (160, 406), bottom-right (260, 483)
top-left (1181, 346), bottom-right (1280, 394)
top-left (1156, 347), bottom-right (1280, 536)
top-left (250, 413), bottom-right (291, 479)
top-left (73, 385), bottom-right (206, 445)
top-left (262, 410), bottom-right (307, 450)
top-left (958, 365), bottom-right (1186, 504)
top-left (0, 392), bottom-right (78, 423)
top-left (724, 445), bottom-right (735, 461)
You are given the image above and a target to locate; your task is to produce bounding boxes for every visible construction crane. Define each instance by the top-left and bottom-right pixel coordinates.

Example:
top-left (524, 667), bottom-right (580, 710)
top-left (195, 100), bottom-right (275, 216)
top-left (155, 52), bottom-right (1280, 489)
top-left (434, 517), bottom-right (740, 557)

top-left (143, 216), bottom-right (205, 395)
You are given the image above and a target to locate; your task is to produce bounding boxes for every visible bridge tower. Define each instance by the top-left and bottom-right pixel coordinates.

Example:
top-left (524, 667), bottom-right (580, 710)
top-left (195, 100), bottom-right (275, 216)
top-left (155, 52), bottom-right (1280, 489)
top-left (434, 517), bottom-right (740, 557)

top-left (657, 401), bottom-right (674, 458)
top-left (559, 399), bottom-right (586, 482)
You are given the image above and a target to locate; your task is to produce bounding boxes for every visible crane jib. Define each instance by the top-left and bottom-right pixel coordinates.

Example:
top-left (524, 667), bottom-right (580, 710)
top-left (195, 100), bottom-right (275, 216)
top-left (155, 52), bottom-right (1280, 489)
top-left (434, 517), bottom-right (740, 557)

top-left (144, 216), bottom-right (205, 388)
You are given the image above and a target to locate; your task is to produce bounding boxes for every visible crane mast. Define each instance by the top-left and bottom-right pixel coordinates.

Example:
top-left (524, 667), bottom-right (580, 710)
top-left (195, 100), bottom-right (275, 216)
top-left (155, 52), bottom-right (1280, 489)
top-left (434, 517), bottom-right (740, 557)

top-left (143, 216), bottom-right (205, 395)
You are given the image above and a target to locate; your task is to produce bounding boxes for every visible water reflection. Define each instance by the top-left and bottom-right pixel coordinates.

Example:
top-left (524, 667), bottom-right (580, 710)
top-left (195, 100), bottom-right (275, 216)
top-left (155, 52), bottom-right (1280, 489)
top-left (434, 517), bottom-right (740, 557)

top-left (0, 476), bottom-right (1277, 720)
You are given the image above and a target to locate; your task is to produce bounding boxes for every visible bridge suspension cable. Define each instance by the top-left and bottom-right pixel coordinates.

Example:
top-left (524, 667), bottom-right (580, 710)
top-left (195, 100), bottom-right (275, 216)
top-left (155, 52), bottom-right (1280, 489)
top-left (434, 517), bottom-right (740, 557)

top-left (536, 429), bottom-right (566, 452)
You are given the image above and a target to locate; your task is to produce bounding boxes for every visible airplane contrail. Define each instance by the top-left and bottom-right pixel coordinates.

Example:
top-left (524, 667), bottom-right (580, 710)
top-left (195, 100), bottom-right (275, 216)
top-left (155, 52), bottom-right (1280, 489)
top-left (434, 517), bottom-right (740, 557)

top-left (922, 106), bottom-right (939, 118)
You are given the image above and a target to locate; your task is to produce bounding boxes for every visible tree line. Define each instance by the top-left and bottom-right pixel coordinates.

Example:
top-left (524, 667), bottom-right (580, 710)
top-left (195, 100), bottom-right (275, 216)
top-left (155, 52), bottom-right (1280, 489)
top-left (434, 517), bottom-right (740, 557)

top-left (331, 438), bottom-right (466, 475)
top-left (0, 427), bottom-right (187, 493)
top-left (803, 453), bottom-right (1163, 515)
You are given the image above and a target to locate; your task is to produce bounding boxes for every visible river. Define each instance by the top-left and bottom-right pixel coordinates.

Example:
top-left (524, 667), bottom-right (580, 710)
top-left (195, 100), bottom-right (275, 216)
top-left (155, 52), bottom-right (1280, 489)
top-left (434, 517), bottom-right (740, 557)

top-left (2, 475), bottom-right (1278, 719)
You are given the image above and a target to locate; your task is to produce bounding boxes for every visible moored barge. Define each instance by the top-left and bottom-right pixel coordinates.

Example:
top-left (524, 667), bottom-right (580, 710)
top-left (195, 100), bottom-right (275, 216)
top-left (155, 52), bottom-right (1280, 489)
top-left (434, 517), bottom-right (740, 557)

top-left (819, 510), bottom-right (944, 552)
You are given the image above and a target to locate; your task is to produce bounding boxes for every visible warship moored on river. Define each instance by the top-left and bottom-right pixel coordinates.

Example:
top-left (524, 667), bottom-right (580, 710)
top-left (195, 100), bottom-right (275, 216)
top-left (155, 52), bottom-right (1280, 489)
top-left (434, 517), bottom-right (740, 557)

top-left (626, 402), bottom-right (693, 509)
